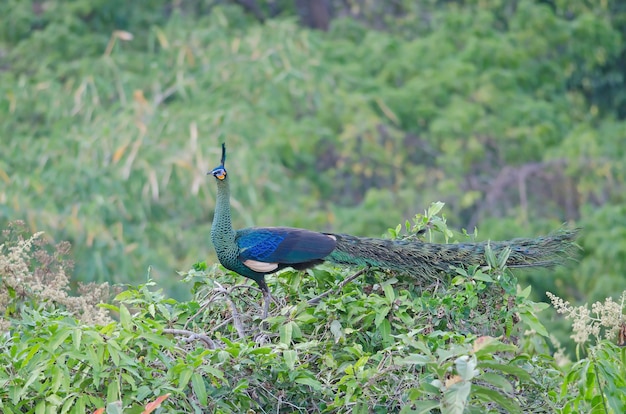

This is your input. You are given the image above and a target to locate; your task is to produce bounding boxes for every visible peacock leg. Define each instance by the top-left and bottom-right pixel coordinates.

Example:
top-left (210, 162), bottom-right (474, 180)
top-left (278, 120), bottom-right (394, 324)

top-left (262, 289), bottom-right (272, 319)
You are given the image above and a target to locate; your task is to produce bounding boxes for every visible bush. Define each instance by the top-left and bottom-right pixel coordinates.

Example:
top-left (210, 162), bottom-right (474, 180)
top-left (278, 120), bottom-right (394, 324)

top-left (2, 213), bottom-right (623, 413)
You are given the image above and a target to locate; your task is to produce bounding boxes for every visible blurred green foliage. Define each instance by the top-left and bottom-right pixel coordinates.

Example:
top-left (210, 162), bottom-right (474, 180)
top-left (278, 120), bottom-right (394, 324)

top-left (1, 0), bottom-right (625, 319)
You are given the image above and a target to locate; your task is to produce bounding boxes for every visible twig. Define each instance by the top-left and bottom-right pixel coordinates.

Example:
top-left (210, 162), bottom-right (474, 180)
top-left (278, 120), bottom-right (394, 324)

top-left (231, 283), bottom-right (265, 295)
top-left (255, 382), bottom-right (306, 413)
top-left (183, 291), bottom-right (220, 330)
top-left (308, 268), bottom-right (368, 305)
top-left (226, 295), bottom-right (246, 339)
top-left (184, 282), bottom-right (261, 330)
top-left (211, 281), bottom-right (247, 339)
top-left (162, 328), bottom-right (218, 349)
top-left (208, 317), bottom-right (233, 335)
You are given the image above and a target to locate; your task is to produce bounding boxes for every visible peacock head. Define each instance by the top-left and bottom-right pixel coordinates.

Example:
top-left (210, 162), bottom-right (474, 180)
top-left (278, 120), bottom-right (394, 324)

top-left (208, 143), bottom-right (227, 180)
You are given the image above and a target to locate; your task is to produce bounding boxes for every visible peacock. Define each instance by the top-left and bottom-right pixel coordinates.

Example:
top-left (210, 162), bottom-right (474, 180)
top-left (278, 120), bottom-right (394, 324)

top-left (209, 143), bottom-right (579, 317)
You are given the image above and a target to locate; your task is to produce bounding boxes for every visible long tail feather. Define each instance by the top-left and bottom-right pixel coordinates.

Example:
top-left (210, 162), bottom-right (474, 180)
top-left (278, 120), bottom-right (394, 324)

top-left (327, 229), bottom-right (580, 277)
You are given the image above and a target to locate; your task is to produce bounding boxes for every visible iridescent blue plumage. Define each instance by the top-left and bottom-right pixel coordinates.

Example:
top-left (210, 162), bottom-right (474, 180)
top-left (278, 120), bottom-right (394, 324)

top-left (236, 227), bottom-right (335, 264)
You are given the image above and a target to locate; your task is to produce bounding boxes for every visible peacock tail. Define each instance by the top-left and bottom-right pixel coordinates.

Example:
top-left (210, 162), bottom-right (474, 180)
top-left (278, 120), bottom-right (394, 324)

top-left (326, 230), bottom-right (579, 277)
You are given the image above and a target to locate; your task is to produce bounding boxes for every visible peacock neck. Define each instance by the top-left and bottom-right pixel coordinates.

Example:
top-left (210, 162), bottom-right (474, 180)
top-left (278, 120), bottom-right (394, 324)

top-left (211, 176), bottom-right (236, 249)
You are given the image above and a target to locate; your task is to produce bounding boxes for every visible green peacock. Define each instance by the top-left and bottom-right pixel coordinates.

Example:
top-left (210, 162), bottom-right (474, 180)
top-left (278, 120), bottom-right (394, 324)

top-left (209, 144), bottom-right (578, 315)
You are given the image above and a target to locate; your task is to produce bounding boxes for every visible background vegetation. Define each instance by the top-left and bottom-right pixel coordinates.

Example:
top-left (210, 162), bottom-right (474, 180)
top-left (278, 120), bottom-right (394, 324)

top-left (1, 0), bottom-right (625, 412)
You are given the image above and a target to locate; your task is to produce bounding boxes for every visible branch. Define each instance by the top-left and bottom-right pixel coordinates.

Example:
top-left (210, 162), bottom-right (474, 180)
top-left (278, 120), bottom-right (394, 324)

top-left (162, 328), bottom-right (218, 349)
top-left (213, 281), bottom-right (246, 339)
top-left (308, 268), bottom-right (368, 305)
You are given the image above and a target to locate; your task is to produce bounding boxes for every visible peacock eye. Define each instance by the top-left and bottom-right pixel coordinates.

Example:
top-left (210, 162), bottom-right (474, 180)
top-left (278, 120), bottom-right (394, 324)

top-left (212, 168), bottom-right (227, 180)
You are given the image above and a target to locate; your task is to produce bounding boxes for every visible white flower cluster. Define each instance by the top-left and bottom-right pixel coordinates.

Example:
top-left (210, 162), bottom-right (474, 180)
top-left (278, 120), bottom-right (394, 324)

top-left (546, 291), bottom-right (625, 345)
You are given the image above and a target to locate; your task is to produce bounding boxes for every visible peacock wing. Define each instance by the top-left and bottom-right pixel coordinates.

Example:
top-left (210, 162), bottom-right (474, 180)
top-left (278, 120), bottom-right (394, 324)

top-left (235, 227), bottom-right (336, 266)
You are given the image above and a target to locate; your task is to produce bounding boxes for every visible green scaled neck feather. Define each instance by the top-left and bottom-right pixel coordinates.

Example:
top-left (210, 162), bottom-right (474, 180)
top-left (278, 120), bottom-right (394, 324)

top-left (208, 143), bottom-right (579, 316)
top-left (209, 144), bottom-right (270, 292)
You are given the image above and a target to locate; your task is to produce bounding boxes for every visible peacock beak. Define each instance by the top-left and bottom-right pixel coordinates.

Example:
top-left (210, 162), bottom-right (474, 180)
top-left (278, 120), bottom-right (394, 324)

top-left (209, 165), bottom-right (227, 180)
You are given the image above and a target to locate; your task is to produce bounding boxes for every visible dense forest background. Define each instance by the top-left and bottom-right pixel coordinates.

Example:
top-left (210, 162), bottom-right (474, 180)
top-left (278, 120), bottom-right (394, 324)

top-left (2, 0), bottom-right (624, 307)
top-left (1, 1), bottom-right (626, 412)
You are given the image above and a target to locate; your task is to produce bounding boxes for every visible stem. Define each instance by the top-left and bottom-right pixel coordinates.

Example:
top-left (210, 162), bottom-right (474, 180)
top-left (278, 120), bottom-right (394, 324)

top-left (308, 268), bottom-right (368, 305)
top-left (589, 350), bottom-right (609, 414)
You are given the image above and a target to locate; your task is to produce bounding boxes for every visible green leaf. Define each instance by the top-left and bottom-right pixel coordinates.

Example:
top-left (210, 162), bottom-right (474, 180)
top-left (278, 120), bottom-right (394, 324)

top-left (49, 365), bottom-right (64, 394)
top-left (178, 368), bottom-right (193, 389)
top-left (374, 305), bottom-right (391, 327)
top-left (201, 365), bottom-right (226, 380)
top-left (427, 202), bottom-right (445, 217)
top-left (108, 343), bottom-right (120, 366)
top-left (233, 379), bottom-right (249, 393)
top-left (479, 373), bottom-right (513, 393)
top-left (61, 395), bottom-right (77, 414)
top-left (330, 320), bottom-right (344, 343)
top-left (471, 272), bottom-right (493, 283)
top-left (353, 356), bottom-right (370, 371)
top-left (49, 329), bottom-right (72, 351)
top-left (484, 243), bottom-right (497, 268)
top-left (443, 381), bottom-right (470, 414)
top-left (113, 290), bottom-right (134, 302)
top-left (400, 354), bottom-right (431, 366)
top-left (72, 328), bottom-right (82, 350)
top-left (136, 386), bottom-right (152, 401)
top-left (74, 396), bottom-right (86, 413)
top-left (291, 320), bottom-right (303, 340)
top-left (532, 301), bottom-right (551, 312)
top-left (35, 399), bottom-right (45, 414)
top-left (496, 246), bottom-right (511, 268)
top-left (451, 275), bottom-right (466, 285)
top-left (472, 384), bottom-right (521, 412)
top-left (46, 394), bottom-right (63, 406)
top-left (107, 379), bottom-right (120, 404)
top-left (379, 319), bottom-right (391, 344)
top-left (283, 349), bottom-right (297, 370)
top-left (400, 400), bottom-right (441, 414)
top-left (518, 285), bottom-right (532, 299)
top-left (280, 321), bottom-right (293, 345)
top-left (105, 401), bottom-right (123, 414)
top-left (295, 376), bottom-right (322, 391)
top-left (120, 372), bottom-right (137, 389)
top-left (472, 337), bottom-right (517, 357)
top-left (191, 372), bottom-right (208, 406)
top-left (295, 312), bottom-right (317, 324)
top-left (20, 343), bottom-right (42, 368)
top-left (455, 355), bottom-right (478, 381)
top-left (383, 283), bottom-right (395, 302)
top-left (478, 361), bottom-right (532, 382)
top-left (21, 367), bottom-right (43, 395)
top-left (99, 304), bottom-right (120, 313)
top-left (140, 332), bottom-right (176, 348)
top-left (519, 311), bottom-right (549, 337)
top-left (248, 347), bottom-right (272, 355)
top-left (119, 304), bottom-right (132, 331)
